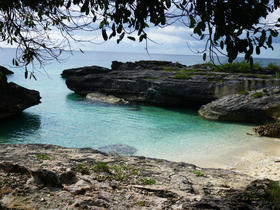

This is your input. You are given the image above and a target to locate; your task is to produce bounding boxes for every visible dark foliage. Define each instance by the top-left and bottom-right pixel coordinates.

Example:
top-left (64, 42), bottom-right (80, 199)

top-left (0, 0), bottom-right (279, 71)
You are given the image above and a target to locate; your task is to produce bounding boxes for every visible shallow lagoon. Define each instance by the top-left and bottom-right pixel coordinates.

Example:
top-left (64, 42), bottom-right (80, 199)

top-left (1, 49), bottom-right (280, 168)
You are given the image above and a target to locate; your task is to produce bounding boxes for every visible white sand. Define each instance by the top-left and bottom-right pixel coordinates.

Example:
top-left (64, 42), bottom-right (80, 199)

top-left (190, 137), bottom-right (280, 181)
top-left (232, 150), bottom-right (280, 181)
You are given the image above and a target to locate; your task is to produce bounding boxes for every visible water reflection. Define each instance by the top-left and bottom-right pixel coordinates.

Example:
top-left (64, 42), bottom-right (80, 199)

top-left (0, 113), bottom-right (41, 143)
top-left (66, 93), bottom-right (84, 101)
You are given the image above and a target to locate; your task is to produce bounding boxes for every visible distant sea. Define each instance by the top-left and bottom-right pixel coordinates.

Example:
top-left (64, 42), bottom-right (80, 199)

top-left (1, 48), bottom-right (280, 168)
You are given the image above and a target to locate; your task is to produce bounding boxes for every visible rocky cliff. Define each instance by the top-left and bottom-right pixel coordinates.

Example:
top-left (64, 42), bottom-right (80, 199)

top-left (0, 144), bottom-right (278, 209)
top-left (62, 61), bottom-right (280, 106)
top-left (0, 82), bottom-right (41, 119)
top-left (199, 87), bottom-right (280, 123)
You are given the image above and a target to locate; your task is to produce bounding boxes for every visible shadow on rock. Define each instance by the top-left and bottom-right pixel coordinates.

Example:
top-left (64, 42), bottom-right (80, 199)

top-left (0, 113), bottom-right (41, 143)
top-left (191, 179), bottom-right (279, 210)
top-left (66, 93), bottom-right (85, 102)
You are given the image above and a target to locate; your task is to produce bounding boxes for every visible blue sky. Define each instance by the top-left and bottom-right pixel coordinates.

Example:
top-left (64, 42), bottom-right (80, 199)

top-left (1, 8), bottom-right (280, 59)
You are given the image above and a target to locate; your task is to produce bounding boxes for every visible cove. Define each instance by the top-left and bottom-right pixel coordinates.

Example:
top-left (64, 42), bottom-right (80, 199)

top-left (1, 49), bottom-right (280, 168)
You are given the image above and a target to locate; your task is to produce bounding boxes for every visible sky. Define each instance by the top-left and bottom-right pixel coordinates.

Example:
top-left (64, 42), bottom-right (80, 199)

top-left (1, 7), bottom-right (280, 59)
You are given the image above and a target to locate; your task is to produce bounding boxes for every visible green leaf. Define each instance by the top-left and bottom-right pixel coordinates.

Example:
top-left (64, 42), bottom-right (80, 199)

top-left (203, 53), bottom-right (206, 61)
top-left (99, 20), bottom-right (106, 29)
top-left (220, 41), bottom-right (224, 50)
top-left (117, 32), bottom-right (125, 44)
top-left (256, 46), bottom-right (260, 55)
top-left (127, 36), bottom-right (136, 41)
top-left (81, 0), bottom-right (89, 13)
top-left (25, 69), bottom-right (28, 79)
top-left (102, 29), bottom-right (108, 41)
top-left (166, 0), bottom-right (171, 8)
top-left (189, 15), bottom-right (196, 28)
top-left (66, 0), bottom-right (71, 9)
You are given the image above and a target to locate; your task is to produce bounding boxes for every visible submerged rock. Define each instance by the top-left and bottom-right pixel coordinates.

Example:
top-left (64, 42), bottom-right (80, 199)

top-left (63, 60), bottom-right (280, 106)
top-left (0, 82), bottom-right (41, 119)
top-left (98, 144), bottom-right (137, 155)
top-left (199, 87), bottom-right (280, 123)
top-left (86, 92), bottom-right (129, 104)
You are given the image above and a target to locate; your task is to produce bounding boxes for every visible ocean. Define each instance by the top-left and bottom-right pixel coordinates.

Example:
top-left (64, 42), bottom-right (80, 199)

top-left (1, 48), bottom-right (280, 168)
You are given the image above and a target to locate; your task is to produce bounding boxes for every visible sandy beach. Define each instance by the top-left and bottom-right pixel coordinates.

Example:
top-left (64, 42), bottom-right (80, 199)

top-left (232, 150), bottom-right (280, 181)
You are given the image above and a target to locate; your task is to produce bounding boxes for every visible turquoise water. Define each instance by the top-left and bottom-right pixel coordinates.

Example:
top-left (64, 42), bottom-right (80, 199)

top-left (1, 48), bottom-right (280, 167)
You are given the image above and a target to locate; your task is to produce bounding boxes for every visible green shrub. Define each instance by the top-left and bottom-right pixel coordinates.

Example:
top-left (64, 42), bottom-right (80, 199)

top-left (135, 201), bottom-right (146, 206)
top-left (192, 62), bottom-right (214, 70)
top-left (140, 178), bottom-right (156, 185)
top-left (91, 161), bottom-right (110, 173)
top-left (237, 90), bottom-right (249, 95)
top-left (162, 66), bottom-right (177, 72)
top-left (173, 70), bottom-right (191, 79)
top-left (75, 163), bottom-right (90, 175)
top-left (213, 61), bottom-right (261, 73)
top-left (36, 153), bottom-right (51, 160)
top-left (275, 72), bottom-right (280, 79)
top-left (193, 170), bottom-right (205, 177)
top-left (110, 164), bottom-right (140, 181)
top-left (267, 63), bottom-right (280, 71)
top-left (265, 181), bottom-right (280, 202)
top-left (257, 74), bottom-right (271, 79)
top-left (251, 91), bottom-right (264, 99)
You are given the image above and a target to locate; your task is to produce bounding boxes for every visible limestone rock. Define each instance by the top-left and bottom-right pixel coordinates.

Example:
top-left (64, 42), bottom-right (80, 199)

top-left (0, 144), bottom-right (276, 209)
top-left (0, 82), bottom-right (41, 119)
top-left (0, 162), bottom-right (29, 174)
top-left (86, 92), bottom-right (129, 104)
top-left (59, 170), bottom-right (77, 185)
top-left (64, 180), bottom-right (92, 195)
top-left (199, 87), bottom-right (280, 123)
top-left (254, 122), bottom-right (280, 137)
top-left (30, 169), bottom-right (62, 188)
top-left (98, 144), bottom-right (137, 155)
top-left (63, 61), bottom-right (280, 106)
top-left (111, 60), bottom-right (186, 71)
top-left (61, 65), bottom-right (109, 78)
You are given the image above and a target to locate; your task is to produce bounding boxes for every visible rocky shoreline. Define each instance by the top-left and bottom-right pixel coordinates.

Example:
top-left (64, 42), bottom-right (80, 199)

top-left (0, 144), bottom-right (279, 209)
top-left (62, 61), bottom-right (280, 107)
top-left (0, 82), bottom-right (41, 119)
top-left (62, 60), bottom-right (280, 136)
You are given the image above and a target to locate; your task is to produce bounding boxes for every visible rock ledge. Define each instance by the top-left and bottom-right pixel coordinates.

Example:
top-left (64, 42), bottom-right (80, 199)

top-left (0, 144), bottom-right (277, 209)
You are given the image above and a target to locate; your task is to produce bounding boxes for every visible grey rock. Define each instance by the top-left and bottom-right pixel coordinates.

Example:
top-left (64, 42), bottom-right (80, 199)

top-left (253, 122), bottom-right (280, 137)
top-left (199, 87), bottom-right (280, 123)
top-left (0, 162), bottom-right (29, 174)
top-left (30, 169), bottom-right (62, 188)
top-left (61, 65), bottom-right (110, 78)
top-left (86, 92), bottom-right (129, 104)
top-left (111, 60), bottom-right (187, 71)
top-left (64, 180), bottom-right (92, 195)
top-left (59, 170), bottom-right (77, 185)
top-left (63, 61), bottom-right (280, 105)
top-left (0, 82), bottom-right (41, 119)
top-left (98, 144), bottom-right (137, 155)
top-left (0, 144), bottom-right (275, 209)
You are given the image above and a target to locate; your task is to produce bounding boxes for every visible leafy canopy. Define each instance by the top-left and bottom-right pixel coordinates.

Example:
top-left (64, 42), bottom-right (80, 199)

top-left (0, 0), bottom-right (280, 73)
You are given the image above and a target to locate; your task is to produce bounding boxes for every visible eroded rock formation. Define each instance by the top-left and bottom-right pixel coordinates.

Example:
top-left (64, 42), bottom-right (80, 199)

top-left (199, 87), bottom-right (280, 123)
top-left (0, 82), bottom-right (41, 119)
top-left (62, 61), bottom-right (280, 106)
top-left (0, 144), bottom-right (277, 209)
